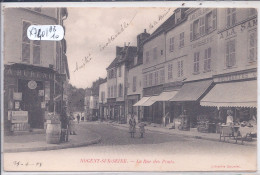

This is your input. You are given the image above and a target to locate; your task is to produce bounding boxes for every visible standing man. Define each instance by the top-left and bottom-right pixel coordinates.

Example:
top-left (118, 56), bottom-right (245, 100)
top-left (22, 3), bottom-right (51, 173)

top-left (77, 113), bottom-right (80, 124)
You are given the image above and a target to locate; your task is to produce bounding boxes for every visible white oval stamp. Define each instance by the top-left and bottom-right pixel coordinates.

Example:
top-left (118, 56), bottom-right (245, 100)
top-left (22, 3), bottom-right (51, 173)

top-left (27, 25), bottom-right (64, 41)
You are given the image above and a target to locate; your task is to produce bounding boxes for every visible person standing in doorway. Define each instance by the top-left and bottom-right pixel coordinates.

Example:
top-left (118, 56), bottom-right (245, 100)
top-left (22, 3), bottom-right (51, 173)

top-left (226, 110), bottom-right (234, 125)
top-left (129, 114), bottom-right (136, 138)
top-left (77, 114), bottom-right (80, 124)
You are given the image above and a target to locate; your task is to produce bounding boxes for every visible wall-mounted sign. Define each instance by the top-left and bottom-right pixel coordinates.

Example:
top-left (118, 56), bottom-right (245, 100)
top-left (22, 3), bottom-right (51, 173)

top-left (14, 101), bottom-right (20, 109)
top-left (13, 92), bottom-right (22, 100)
top-left (4, 67), bottom-right (54, 80)
top-left (41, 102), bottom-right (46, 108)
top-left (39, 90), bottom-right (44, 96)
top-left (11, 111), bottom-right (28, 123)
top-left (214, 71), bottom-right (257, 83)
top-left (28, 80), bottom-right (37, 89)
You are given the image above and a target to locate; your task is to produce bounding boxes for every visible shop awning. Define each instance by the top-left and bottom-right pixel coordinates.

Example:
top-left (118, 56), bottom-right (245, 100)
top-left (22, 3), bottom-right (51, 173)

top-left (142, 96), bottom-right (159, 106)
top-left (156, 91), bottom-right (179, 101)
top-left (200, 80), bottom-right (257, 108)
top-left (133, 97), bottom-right (151, 106)
top-left (170, 80), bottom-right (213, 102)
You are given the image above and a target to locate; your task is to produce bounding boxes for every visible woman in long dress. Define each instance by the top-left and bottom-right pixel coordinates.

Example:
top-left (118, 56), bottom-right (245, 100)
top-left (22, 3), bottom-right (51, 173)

top-left (129, 114), bottom-right (136, 138)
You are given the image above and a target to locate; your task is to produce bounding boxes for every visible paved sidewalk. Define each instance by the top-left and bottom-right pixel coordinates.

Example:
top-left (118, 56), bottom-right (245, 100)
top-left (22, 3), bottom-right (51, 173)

top-left (103, 121), bottom-right (257, 147)
top-left (4, 123), bottom-right (101, 153)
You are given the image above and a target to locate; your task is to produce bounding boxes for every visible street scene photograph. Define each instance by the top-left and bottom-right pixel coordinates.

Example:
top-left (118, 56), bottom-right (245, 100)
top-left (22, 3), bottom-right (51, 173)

top-left (2, 3), bottom-right (258, 172)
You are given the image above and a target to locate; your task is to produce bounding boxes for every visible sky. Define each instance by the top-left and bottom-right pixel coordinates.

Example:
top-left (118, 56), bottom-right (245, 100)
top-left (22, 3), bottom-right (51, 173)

top-left (64, 7), bottom-right (175, 89)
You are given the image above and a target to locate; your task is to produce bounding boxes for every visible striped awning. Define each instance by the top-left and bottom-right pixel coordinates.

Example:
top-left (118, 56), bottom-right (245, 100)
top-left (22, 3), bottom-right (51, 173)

top-left (133, 97), bottom-right (151, 106)
top-left (170, 80), bottom-right (213, 102)
top-left (200, 80), bottom-right (257, 108)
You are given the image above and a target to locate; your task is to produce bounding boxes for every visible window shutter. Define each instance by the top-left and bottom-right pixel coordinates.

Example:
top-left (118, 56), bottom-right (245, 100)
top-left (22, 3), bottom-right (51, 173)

top-left (212, 9), bottom-right (217, 30)
top-left (200, 17), bottom-right (205, 36)
top-left (226, 41), bottom-right (230, 67)
top-left (190, 23), bottom-right (193, 41)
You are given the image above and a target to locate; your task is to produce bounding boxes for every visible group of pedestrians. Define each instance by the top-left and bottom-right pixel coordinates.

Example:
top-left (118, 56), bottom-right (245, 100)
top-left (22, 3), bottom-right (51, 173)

top-left (128, 114), bottom-right (146, 138)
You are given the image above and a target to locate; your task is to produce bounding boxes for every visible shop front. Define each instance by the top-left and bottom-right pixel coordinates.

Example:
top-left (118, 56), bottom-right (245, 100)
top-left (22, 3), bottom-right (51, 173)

top-left (170, 79), bottom-right (214, 130)
top-left (200, 78), bottom-right (257, 136)
top-left (4, 63), bottom-right (55, 134)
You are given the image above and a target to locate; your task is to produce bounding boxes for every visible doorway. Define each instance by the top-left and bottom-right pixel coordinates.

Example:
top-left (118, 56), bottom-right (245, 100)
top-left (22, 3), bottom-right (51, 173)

top-left (18, 79), bottom-right (44, 129)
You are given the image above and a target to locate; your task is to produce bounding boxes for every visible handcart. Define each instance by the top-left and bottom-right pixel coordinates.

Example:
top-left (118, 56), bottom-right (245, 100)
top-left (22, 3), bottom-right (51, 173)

top-left (219, 125), bottom-right (242, 144)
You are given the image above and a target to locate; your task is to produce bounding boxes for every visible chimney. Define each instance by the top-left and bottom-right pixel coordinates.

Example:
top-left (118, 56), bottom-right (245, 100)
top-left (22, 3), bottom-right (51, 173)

top-left (144, 29), bottom-right (146, 33)
top-left (116, 46), bottom-right (122, 56)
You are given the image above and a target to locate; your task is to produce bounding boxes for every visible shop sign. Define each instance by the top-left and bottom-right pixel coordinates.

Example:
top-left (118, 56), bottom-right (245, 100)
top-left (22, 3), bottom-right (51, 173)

top-left (28, 80), bottom-right (37, 89)
top-left (219, 18), bottom-right (257, 40)
top-left (214, 71), bottom-right (257, 83)
top-left (11, 111), bottom-right (28, 123)
top-left (13, 92), bottom-right (22, 100)
top-left (4, 68), bottom-right (54, 80)
top-left (191, 36), bottom-right (214, 49)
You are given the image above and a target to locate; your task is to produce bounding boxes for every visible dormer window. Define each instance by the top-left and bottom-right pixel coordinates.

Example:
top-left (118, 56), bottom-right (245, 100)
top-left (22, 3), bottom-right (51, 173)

top-left (175, 9), bottom-right (181, 23)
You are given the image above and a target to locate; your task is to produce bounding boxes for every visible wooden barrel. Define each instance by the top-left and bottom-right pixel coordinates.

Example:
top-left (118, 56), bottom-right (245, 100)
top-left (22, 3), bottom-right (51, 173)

top-left (46, 123), bottom-right (61, 144)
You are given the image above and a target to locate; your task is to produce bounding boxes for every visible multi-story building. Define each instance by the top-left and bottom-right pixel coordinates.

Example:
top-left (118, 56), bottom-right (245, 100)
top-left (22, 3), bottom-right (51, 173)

top-left (98, 79), bottom-right (108, 120)
top-left (137, 8), bottom-right (257, 129)
top-left (3, 8), bottom-right (69, 134)
top-left (200, 8), bottom-right (257, 124)
top-left (106, 45), bottom-right (137, 122)
top-left (126, 30), bottom-right (150, 122)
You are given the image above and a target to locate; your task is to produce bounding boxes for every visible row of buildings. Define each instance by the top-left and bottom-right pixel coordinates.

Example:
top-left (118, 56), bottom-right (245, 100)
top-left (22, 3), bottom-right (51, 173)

top-left (99, 8), bottom-right (257, 129)
top-left (3, 8), bottom-right (70, 135)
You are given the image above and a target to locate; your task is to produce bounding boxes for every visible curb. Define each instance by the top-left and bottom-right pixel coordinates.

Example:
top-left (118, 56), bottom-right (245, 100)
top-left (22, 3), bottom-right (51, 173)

top-left (4, 136), bottom-right (102, 153)
top-left (108, 122), bottom-right (256, 147)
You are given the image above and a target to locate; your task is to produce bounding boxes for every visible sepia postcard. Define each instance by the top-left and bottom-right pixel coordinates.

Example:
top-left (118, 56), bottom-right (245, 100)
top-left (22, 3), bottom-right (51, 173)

top-left (1, 1), bottom-right (259, 173)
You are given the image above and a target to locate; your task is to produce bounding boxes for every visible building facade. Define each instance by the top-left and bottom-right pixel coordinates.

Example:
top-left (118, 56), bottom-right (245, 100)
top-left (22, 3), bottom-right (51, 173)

top-left (135, 8), bottom-right (257, 131)
top-left (106, 45), bottom-right (137, 122)
top-left (3, 8), bottom-right (69, 134)
top-left (98, 79), bottom-right (108, 120)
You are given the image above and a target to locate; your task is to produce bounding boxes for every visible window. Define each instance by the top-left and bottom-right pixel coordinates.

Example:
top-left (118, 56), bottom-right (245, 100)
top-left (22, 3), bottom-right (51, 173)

top-left (154, 71), bottom-right (159, 85)
top-left (175, 9), bottom-right (181, 23)
top-left (161, 50), bottom-right (163, 55)
top-left (227, 8), bottom-right (236, 28)
top-left (114, 85), bottom-right (117, 98)
top-left (145, 51), bottom-right (150, 63)
top-left (144, 74), bottom-right (148, 88)
top-left (226, 40), bottom-right (236, 68)
top-left (249, 8), bottom-right (257, 17)
top-left (119, 84), bottom-right (123, 97)
top-left (22, 21), bottom-right (31, 63)
top-left (108, 87), bottom-right (110, 98)
top-left (199, 17), bottom-right (205, 36)
top-left (248, 31), bottom-right (257, 62)
top-left (168, 64), bottom-right (173, 79)
top-left (33, 40), bottom-right (41, 64)
top-left (169, 37), bottom-right (174, 52)
top-left (56, 42), bottom-right (60, 72)
top-left (133, 76), bottom-right (137, 92)
top-left (204, 48), bottom-right (212, 71)
top-left (160, 69), bottom-right (165, 84)
top-left (205, 10), bottom-right (217, 33)
top-left (153, 47), bottom-right (157, 59)
top-left (178, 60), bottom-right (184, 77)
top-left (118, 66), bottom-right (121, 77)
top-left (149, 73), bottom-right (153, 86)
top-left (111, 86), bottom-right (113, 97)
top-left (179, 32), bottom-right (184, 48)
top-left (193, 19), bottom-right (200, 40)
top-left (194, 52), bottom-right (200, 73)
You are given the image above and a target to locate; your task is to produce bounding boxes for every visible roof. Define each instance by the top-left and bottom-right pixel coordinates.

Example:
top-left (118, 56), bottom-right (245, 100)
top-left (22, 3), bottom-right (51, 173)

top-left (107, 46), bottom-right (137, 70)
top-left (143, 8), bottom-right (189, 44)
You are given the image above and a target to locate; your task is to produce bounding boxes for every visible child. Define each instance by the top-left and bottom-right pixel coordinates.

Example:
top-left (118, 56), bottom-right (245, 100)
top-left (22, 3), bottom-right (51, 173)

top-left (138, 119), bottom-right (146, 138)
